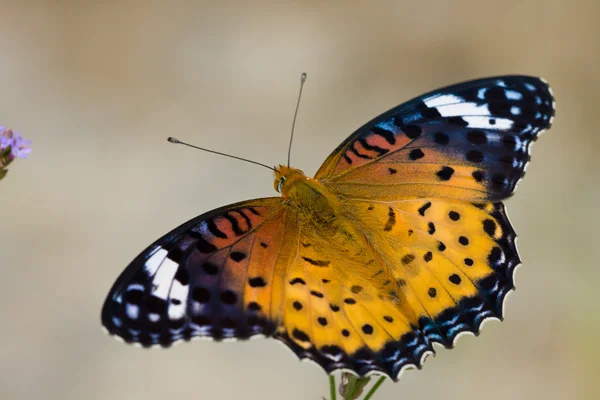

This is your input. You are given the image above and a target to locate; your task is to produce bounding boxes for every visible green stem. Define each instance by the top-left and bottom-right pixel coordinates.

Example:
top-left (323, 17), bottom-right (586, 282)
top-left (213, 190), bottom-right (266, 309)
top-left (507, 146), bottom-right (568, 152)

top-left (329, 375), bottom-right (337, 400)
top-left (362, 376), bottom-right (386, 400)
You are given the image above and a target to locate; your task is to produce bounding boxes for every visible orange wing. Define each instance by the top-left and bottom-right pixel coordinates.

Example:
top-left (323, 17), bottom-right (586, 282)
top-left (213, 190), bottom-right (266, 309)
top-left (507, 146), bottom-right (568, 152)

top-left (316, 76), bottom-right (554, 203)
top-left (102, 198), bottom-right (299, 344)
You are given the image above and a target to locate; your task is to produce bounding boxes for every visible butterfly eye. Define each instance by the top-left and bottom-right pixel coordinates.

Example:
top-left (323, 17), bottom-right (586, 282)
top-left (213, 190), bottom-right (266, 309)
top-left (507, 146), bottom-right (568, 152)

top-left (276, 177), bottom-right (286, 193)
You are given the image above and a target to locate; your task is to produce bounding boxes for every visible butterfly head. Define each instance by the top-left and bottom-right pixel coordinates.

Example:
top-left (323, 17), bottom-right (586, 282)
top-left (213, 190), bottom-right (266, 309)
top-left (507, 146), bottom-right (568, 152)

top-left (274, 165), bottom-right (308, 197)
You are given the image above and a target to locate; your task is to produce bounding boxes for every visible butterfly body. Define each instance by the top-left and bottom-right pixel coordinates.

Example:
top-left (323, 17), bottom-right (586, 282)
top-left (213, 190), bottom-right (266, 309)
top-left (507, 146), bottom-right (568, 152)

top-left (103, 76), bottom-right (554, 379)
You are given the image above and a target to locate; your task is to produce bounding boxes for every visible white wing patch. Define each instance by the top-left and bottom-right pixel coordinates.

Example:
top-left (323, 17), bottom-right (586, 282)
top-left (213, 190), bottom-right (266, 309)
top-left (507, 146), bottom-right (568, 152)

top-left (144, 247), bottom-right (167, 276)
top-left (150, 257), bottom-right (179, 300)
top-left (462, 116), bottom-right (514, 130)
top-left (168, 279), bottom-right (189, 320)
top-left (435, 102), bottom-right (490, 117)
top-left (423, 94), bottom-right (462, 108)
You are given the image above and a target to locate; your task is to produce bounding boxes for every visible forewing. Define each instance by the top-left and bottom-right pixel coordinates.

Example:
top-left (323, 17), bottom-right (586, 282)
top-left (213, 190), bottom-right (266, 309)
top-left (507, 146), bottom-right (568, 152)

top-left (315, 76), bottom-right (554, 202)
top-left (101, 197), bottom-right (300, 346)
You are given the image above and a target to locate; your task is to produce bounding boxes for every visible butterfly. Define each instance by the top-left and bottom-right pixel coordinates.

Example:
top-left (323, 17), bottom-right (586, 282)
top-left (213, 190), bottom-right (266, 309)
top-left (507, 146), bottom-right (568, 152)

top-left (102, 76), bottom-right (555, 380)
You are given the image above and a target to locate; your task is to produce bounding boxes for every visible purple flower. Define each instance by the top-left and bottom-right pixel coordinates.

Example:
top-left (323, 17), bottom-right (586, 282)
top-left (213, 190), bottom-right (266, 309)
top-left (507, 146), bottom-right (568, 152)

top-left (0, 127), bottom-right (31, 160)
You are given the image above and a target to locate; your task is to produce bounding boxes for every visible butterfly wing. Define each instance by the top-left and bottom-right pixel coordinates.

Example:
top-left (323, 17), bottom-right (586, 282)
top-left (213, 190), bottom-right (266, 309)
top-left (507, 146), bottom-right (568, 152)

top-left (302, 76), bottom-right (555, 378)
top-left (101, 197), bottom-right (301, 345)
top-left (315, 76), bottom-right (554, 202)
top-left (272, 199), bottom-right (520, 380)
top-left (101, 194), bottom-right (431, 377)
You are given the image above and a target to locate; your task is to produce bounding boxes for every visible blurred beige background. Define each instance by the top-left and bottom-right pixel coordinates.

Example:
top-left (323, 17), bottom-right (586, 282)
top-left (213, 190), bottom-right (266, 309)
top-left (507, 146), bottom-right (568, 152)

top-left (0, 1), bottom-right (598, 399)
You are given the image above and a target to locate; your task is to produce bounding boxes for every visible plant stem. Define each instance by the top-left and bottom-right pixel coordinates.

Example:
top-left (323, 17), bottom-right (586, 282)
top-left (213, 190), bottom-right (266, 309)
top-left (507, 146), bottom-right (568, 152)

top-left (329, 375), bottom-right (336, 400)
top-left (363, 376), bottom-right (386, 400)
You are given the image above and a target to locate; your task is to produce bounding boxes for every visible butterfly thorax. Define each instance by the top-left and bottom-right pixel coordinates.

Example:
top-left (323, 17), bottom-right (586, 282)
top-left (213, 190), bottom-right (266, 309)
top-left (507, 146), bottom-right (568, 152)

top-left (275, 165), bottom-right (340, 223)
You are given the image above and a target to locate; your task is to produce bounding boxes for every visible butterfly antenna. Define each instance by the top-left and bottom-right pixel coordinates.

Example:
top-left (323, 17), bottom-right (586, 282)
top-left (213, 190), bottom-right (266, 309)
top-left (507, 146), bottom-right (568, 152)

top-left (167, 137), bottom-right (276, 171)
top-left (287, 72), bottom-right (307, 167)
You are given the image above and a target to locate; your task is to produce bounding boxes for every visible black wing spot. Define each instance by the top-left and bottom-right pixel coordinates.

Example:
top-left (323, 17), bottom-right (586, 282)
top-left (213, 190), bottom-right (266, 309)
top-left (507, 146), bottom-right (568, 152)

top-left (302, 257), bottom-right (330, 267)
top-left (449, 274), bottom-right (462, 285)
top-left (438, 241), bottom-right (446, 251)
top-left (428, 288), bottom-right (437, 298)
top-left (383, 315), bottom-right (394, 323)
top-left (289, 278), bottom-right (306, 286)
top-left (424, 251), bottom-right (433, 262)
top-left (247, 302), bottom-right (262, 311)
top-left (404, 125), bottom-right (422, 139)
top-left (202, 262), bottom-right (219, 275)
top-left (418, 201), bottom-right (431, 216)
top-left (310, 290), bottom-right (324, 298)
top-left (318, 317), bottom-right (328, 326)
top-left (293, 301), bottom-right (303, 311)
top-left (192, 287), bottom-right (211, 304)
top-left (358, 137), bottom-right (388, 156)
top-left (466, 150), bottom-right (484, 163)
top-left (344, 298), bottom-right (356, 305)
top-left (428, 222), bottom-right (436, 235)
top-left (409, 149), bottom-right (425, 160)
top-left (260, 241), bottom-right (269, 248)
top-left (459, 236), bottom-right (469, 246)
top-left (384, 207), bottom-right (396, 232)
top-left (147, 296), bottom-right (167, 314)
top-left (196, 237), bottom-right (217, 253)
top-left (464, 258), bottom-right (474, 266)
top-left (349, 142), bottom-right (373, 160)
top-left (388, 167), bottom-right (397, 175)
top-left (230, 251), bottom-right (247, 262)
top-left (483, 219), bottom-right (497, 237)
top-left (467, 130), bottom-right (488, 145)
top-left (248, 277), bottom-right (267, 288)
top-left (401, 254), bottom-right (416, 265)
top-left (436, 166), bottom-right (455, 181)
top-left (362, 324), bottom-right (374, 334)
top-left (330, 304), bottom-right (340, 312)
top-left (397, 279), bottom-right (407, 288)
top-left (207, 219), bottom-right (227, 239)
top-left (448, 211), bottom-right (460, 221)
top-left (342, 329), bottom-right (350, 337)
top-left (292, 328), bottom-right (310, 342)
top-left (220, 290), bottom-right (238, 305)
top-left (371, 127), bottom-right (396, 145)
top-left (224, 212), bottom-right (245, 236)
top-left (434, 132), bottom-right (449, 145)
top-left (174, 267), bottom-right (190, 285)
top-left (125, 289), bottom-right (143, 305)
top-left (247, 207), bottom-right (261, 216)
top-left (472, 170), bottom-right (485, 182)
top-left (351, 285), bottom-right (363, 294)
top-left (322, 279), bottom-right (330, 283)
